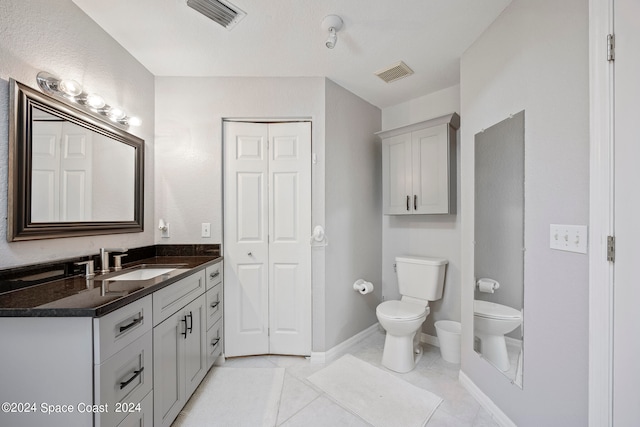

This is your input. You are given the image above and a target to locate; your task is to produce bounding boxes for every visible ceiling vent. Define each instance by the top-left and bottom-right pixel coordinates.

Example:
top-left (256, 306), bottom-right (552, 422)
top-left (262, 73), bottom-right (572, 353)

top-left (375, 61), bottom-right (414, 83)
top-left (186, 0), bottom-right (246, 30)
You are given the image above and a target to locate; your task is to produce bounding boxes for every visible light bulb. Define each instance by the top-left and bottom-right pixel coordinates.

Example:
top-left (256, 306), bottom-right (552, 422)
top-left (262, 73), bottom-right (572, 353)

top-left (58, 79), bottom-right (83, 97)
top-left (86, 93), bottom-right (105, 109)
top-left (107, 106), bottom-right (126, 121)
top-left (128, 116), bottom-right (142, 127)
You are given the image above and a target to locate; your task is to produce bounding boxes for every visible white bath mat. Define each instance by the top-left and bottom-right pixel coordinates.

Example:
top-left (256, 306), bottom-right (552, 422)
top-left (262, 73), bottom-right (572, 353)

top-left (172, 367), bottom-right (285, 427)
top-left (308, 354), bottom-right (442, 427)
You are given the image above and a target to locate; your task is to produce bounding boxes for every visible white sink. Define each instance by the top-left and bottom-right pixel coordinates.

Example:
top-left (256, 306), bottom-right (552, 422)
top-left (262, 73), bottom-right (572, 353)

top-left (107, 268), bottom-right (175, 281)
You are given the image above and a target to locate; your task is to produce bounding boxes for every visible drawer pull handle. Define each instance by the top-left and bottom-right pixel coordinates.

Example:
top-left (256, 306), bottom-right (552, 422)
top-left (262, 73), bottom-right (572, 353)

top-left (406, 195), bottom-right (410, 211)
top-left (211, 338), bottom-right (220, 347)
top-left (209, 271), bottom-right (220, 279)
top-left (120, 367), bottom-right (144, 390)
top-left (187, 311), bottom-right (193, 334)
top-left (119, 316), bottom-right (143, 333)
top-left (210, 301), bottom-right (220, 309)
top-left (181, 316), bottom-right (188, 339)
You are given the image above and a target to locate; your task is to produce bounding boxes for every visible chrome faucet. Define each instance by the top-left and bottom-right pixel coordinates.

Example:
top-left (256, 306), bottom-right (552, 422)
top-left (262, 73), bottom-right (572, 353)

top-left (99, 248), bottom-right (128, 274)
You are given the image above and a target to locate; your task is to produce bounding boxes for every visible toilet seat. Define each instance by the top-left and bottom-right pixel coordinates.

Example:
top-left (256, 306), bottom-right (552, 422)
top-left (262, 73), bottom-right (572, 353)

top-left (474, 300), bottom-right (521, 320)
top-left (376, 300), bottom-right (427, 321)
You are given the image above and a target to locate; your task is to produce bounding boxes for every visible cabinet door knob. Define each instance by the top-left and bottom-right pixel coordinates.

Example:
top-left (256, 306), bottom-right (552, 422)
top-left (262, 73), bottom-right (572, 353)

top-left (247, 252), bottom-right (253, 257)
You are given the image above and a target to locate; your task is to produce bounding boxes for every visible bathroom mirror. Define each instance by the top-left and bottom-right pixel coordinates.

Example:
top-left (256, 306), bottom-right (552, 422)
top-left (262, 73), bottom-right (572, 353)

top-left (7, 79), bottom-right (144, 241)
top-left (473, 111), bottom-right (524, 387)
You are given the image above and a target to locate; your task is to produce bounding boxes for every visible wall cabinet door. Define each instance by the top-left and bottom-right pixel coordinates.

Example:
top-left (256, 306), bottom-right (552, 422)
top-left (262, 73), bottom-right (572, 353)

top-left (411, 124), bottom-right (453, 214)
top-left (382, 133), bottom-right (413, 214)
top-left (380, 113), bottom-right (459, 215)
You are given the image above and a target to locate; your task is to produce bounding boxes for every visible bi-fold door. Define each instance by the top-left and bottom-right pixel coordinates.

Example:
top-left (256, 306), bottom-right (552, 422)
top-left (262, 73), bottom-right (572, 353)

top-left (223, 121), bottom-right (311, 357)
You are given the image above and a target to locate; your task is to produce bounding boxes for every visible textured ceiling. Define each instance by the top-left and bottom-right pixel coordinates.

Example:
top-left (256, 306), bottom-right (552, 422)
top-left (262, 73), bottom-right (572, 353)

top-left (72, 0), bottom-right (511, 108)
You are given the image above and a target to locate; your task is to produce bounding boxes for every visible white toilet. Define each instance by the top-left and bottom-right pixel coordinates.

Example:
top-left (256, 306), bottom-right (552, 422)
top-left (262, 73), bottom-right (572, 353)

top-left (376, 256), bottom-right (448, 373)
top-left (473, 300), bottom-right (522, 371)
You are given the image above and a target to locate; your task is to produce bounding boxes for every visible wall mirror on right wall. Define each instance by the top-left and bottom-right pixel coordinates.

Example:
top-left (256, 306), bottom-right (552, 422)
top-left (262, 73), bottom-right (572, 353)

top-left (474, 111), bottom-right (525, 388)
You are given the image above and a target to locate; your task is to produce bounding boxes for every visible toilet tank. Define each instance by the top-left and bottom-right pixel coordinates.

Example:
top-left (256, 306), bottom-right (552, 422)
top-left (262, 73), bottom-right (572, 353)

top-left (396, 256), bottom-right (448, 301)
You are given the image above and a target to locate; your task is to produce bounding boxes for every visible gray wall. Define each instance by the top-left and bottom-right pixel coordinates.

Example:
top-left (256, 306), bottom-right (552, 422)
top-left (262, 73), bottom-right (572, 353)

top-left (155, 77), bottom-right (382, 353)
top-left (460, 0), bottom-right (589, 424)
top-left (381, 85), bottom-right (462, 336)
top-left (0, 0), bottom-right (155, 268)
top-left (324, 79), bottom-right (382, 349)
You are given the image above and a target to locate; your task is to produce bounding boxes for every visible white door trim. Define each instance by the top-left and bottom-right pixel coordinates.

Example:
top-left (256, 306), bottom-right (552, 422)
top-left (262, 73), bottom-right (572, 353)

top-left (588, 0), bottom-right (614, 425)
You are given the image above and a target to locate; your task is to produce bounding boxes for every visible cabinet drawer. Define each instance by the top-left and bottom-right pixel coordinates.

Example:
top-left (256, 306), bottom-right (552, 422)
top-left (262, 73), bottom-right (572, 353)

top-left (153, 270), bottom-right (206, 326)
top-left (206, 283), bottom-right (222, 331)
top-left (95, 331), bottom-right (153, 427)
top-left (206, 262), bottom-right (222, 290)
top-left (206, 317), bottom-right (223, 369)
top-left (115, 391), bottom-right (153, 427)
top-left (94, 295), bottom-right (152, 364)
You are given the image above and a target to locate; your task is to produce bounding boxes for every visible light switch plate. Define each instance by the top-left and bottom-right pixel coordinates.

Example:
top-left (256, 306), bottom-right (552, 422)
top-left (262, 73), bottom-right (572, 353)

top-left (550, 224), bottom-right (588, 254)
top-left (201, 223), bottom-right (211, 238)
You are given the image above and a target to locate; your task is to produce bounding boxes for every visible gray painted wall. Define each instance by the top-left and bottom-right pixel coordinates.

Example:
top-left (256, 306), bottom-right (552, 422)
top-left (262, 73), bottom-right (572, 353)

top-left (0, 0), bottom-right (155, 268)
top-left (324, 79), bottom-right (382, 349)
top-left (460, 0), bottom-right (590, 424)
top-left (155, 77), bottom-right (381, 353)
top-left (381, 85), bottom-right (462, 336)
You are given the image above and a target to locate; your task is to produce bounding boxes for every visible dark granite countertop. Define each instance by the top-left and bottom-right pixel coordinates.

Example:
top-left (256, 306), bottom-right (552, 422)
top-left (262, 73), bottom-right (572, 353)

top-left (0, 255), bottom-right (222, 318)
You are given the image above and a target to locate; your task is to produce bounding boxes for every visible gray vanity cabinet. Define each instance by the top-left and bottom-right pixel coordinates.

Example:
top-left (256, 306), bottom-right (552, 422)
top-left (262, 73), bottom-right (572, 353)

top-left (0, 260), bottom-right (223, 427)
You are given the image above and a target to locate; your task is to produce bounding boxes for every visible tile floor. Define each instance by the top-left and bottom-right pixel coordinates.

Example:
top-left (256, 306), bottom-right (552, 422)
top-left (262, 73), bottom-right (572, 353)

top-left (186, 328), bottom-right (500, 426)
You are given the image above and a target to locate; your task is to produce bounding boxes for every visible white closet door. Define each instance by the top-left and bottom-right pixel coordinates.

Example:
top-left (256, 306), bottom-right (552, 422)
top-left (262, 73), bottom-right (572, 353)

top-left (224, 122), bottom-right (270, 357)
top-left (224, 121), bottom-right (311, 357)
top-left (59, 122), bottom-right (93, 221)
top-left (268, 122), bottom-right (311, 355)
top-left (31, 121), bottom-right (62, 222)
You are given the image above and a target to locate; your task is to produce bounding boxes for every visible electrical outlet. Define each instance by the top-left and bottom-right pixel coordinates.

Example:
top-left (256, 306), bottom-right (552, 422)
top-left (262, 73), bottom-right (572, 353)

top-left (549, 224), bottom-right (588, 254)
top-left (201, 223), bottom-right (211, 238)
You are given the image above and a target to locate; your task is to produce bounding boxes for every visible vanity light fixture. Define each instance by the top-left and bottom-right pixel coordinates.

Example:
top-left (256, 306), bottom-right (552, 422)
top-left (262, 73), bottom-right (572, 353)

top-left (321, 15), bottom-right (343, 49)
top-left (36, 71), bottom-right (141, 127)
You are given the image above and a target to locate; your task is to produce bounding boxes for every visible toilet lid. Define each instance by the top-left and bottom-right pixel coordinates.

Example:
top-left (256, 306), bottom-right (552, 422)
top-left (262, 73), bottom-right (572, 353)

top-left (474, 300), bottom-right (522, 320)
top-left (377, 300), bottom-right (426, 321)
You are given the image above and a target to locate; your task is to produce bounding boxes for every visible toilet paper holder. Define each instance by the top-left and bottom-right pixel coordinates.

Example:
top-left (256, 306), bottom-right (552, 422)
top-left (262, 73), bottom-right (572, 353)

top-left (476, 278), bottom-right (500, 293)
top-left (353, 279), bottom-right (374, 295)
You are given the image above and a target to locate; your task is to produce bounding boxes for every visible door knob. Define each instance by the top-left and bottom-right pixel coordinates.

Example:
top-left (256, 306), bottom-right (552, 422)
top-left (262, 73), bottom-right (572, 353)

top-left (247, 252), bottom-right (252, 256)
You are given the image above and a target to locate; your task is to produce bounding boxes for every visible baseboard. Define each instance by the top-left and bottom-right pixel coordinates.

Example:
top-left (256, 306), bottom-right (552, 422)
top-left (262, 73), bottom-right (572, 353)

top-left (420, 332), bottom-right (439, 347)
top-left (309, 323), bottom-right (380, 364)
top-left (458, 371), bottom-right (517, 427)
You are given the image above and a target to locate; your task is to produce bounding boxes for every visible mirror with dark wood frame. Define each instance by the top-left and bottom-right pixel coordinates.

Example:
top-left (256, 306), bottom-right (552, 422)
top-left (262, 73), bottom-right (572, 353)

top-left (7, 79), bottom-right (144, 241)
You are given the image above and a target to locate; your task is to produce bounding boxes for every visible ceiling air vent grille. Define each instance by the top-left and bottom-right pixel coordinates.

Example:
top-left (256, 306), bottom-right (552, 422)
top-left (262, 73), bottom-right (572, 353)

top-left (186, 0), bottom-right (246, 30)
top-left (375, 61), bottom-right (414, 83)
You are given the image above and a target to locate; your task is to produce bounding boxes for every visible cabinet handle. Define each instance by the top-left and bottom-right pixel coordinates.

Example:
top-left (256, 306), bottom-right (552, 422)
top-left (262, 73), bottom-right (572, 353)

top-left (209, 271), bottom-right (220, 280)
top-left (119, 367), bottom-right (144, 390)
top-left (210, 301), bottom-right (220, 309)
top-left (406, 195), bottom-right (410, 211)
top-left (181, 316), bottom-right (188, 339)
top-left (187, 311), bottom-right (193, 334)
top-left (211, 338), bottom-right (220, 347)
top-left (414, 195), bottom-right (417, 211)
top-left (119, 316), bottom-right (143, 333)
